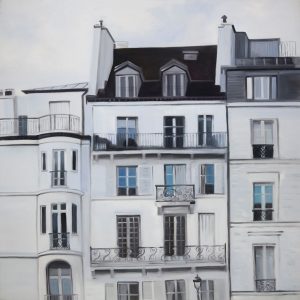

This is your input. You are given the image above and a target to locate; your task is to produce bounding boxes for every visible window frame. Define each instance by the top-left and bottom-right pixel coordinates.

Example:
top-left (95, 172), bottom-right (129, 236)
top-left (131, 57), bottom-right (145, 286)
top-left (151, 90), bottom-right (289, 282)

top-left (40, 205), bottom-right (47, 234)
top-left (253, 183), bottom-right (274, 221)
top-left (72, 204), bottom-right (77, 234)
top-left (165, 279), bottom-right (186, 300)
top-left (116, 75), bottom-right (138, 98)
top-left (117, 166), bottom-right (137, 196)
top-left (41, 152), bottom-right (47, 171)
top-left (200, 164), bottom-right (215, 194)
top-left (117, 282), bottom-right (139, 300)
top-left (71, 149), bottom-right (78, 172)
top-left (246, 76), bottom-right (277, 100)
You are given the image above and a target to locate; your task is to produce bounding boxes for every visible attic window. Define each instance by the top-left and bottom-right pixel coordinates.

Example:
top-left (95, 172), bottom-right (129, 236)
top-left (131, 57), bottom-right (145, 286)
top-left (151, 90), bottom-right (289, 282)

top-left (183, 51), bottom-right (199, 61)
top-left (116, 75), bottom-right (138, 97)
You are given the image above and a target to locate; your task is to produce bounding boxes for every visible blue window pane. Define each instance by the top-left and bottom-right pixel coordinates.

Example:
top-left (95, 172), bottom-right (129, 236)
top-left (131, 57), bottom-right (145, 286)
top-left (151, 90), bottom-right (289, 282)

top-left (128, 178), bottom-right (136, 187)
top-left (254, 184), bottom-right (261, 194)
top-left (254, 194), bottom-right (261, 204)
top-left (205, 165), bottom-right (214, 184)
top-left (165, 165), bottom-right (173, 176)
top-left (118, 177), bottom-right (126, 187)
top-left (128, 167), bottom-right (136, 176)
top-left (266, 194), bottom-right (273, 203)
top-left (118, 167), bottom-right (126, 177)
top-left (265, 185), bottom-right (273, 194)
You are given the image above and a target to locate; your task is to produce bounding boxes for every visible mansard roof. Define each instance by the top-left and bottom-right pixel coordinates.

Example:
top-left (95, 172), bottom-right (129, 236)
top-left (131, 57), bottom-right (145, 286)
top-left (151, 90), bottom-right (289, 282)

top-left (96, 45), bottom-right (224, 99)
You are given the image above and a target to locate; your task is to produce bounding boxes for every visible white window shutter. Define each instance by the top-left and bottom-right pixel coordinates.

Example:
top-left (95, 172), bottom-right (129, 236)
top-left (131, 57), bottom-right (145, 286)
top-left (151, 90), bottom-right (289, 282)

top-left (138, 165), bottom-right (153, 195)
top-left (105, 283), bottom-right (117, 300)
top-left (143, 281), bottom-right (154, 300)
top-left (214, 163), bottom-right (225, 194)
top-left (198, 164), bottom-right (205, 194)
top-left (153, 281), bottom-right (166, 300)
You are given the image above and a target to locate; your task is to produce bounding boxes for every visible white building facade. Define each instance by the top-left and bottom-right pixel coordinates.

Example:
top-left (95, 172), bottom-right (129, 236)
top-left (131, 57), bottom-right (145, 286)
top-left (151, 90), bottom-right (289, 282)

top-left (218, 22), bottom-right (300, 300)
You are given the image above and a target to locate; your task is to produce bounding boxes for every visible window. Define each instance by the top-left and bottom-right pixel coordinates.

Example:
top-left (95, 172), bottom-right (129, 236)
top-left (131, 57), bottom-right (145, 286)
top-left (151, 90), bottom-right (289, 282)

top-left (116, 75), bottom-right (138, 97)
top-left (165, 280), bottom-right (186, 300)
top-left (164, 116), bottom-right (185, 148)
top-left (117, 216), bottom-right (140, 258)
top-left (117, 117), bottom-right (138, 148)
top-left (164, 73), bottom-right (186, 97)
top-left (52, 150), bottom-right (66, 186)
top-left (41, 206), bottom-right (46, 234)
top-left (117, 282), bottom-right (139, 300)
top-left (47, 261), bottom-right (73, 298)
top-left (252, 120), bottom-right (274, 159)
top-left (72, 150), bottom-right (77, 171)
top-left (200, 164), bottom-right (215, 194)
top-left (199, 214), bottom-right (215, 246)
top-left (253, 183), bottom-right (273, 221)
top-left (51, 203), bottom-right (69, 249)
top-left (117, 166), bottom-right (137, 196)
top-left (18, 115), bottom-right (28, 136)
top-left (72, 204), bottom-right (77, 234)
top-left (164, 165), bottom-right (186, 185)
top-left (198, 115), bottom-right (213, 146)
top-left (246, 76), bottom-right (277, 100)
top-left (254, 245), bottom-right (276, 292)
top-left (201, 280), bottom-right (214, 300)
top-left (164, 215), bottom-right (186, 256)
top-left (41, 152), bottom-right (47, 171)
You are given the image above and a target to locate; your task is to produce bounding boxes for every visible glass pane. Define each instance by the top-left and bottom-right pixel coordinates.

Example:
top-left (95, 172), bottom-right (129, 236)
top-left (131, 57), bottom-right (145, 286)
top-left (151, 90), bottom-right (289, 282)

top-left (118, 167), bottom-right (126, 177)
top-left (118, 177), bottom-right (126, 187)
top-left (247, 77), bottom-right (253, 99)
top-left (266, 246), bottom-right (275, 278)
top-left (118, 283), bottom-right (128, 294)
top-left (128, 167), bottom-right (136, 176)
top-left (129, 283), bottom-right (139, 294)
top-left (205, 165), bottom-right (214, 184)
top-left (271, 77), bottom-right (277, 99)
top-left (166, 281), bottom-right (175, 293)
top-left (255, 246), bottom-right (263, 279)
top-left (128, 118), bottom-right (136, 129)
top-left (62, 278), bottom-right (72, 295)
top-left (264, 122), bottom-right (273, 144)
top-left (49, 268), bottom-right (59, 276)
top-left (128, 178), bottom-right (136, 187)
top-left (253, 121), bottom-right (262, 144)
top-left (177, 280), bottom-right (185, 293)
top-left (49, 278), bottom-right (59, 295)
top-left (52, 213), bottom-right (58, 233)
top-left (61, 213), bottom-right (67, 233)
top-left (61, 203), bottom-right (66, 210)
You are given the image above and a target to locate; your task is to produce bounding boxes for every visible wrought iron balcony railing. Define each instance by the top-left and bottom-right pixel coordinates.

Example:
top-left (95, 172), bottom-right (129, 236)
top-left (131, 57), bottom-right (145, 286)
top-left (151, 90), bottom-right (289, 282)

top-left (0, 114), bottom-right (81, 136)
top-left (45, 295), bottom-right (78, 300)
top-left (252, 144), bottom-right (274, 159)
top-left (93, 132), bottom-right (227, 151)
top-left (51, 171), bottom-right (67, 187)
top-left (255, 279), bottom-right (276, 292)
top-left (49, 233), bottom-right (70, 250)
top-left (90, 245), bottom-right (226, 265)
top-left (156, 185), bottom-right (195, 202)
top-left (253, 209), bottom-right (273, 221)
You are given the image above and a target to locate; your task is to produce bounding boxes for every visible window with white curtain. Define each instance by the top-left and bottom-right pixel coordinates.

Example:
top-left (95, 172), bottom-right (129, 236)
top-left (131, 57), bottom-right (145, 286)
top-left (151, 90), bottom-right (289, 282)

top-left (246, 76), bottom-right (277, 100)
top-left (116, 75), bottom-right (138, 97)
top-left (252, 120), bottom-right (274, 145)
top-left (165, 280), bottom-right (186, 300)
top-left (164, 164), bottom-right (186, 186)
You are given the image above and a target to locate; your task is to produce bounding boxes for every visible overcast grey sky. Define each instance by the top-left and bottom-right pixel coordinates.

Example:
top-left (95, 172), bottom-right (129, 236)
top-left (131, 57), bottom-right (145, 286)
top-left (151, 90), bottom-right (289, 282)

top-left (0, 0), bottom-right (299, 91)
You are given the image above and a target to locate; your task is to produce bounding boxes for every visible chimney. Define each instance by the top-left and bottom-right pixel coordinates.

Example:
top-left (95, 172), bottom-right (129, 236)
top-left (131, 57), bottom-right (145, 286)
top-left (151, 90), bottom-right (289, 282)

top-left (88, 20), bottom-right (115, 95)
top-left (215, 16), bottom-right (236, 92)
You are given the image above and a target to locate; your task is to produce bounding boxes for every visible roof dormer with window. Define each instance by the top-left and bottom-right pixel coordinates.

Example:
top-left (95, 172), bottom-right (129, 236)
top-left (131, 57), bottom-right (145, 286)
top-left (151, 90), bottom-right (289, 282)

top-left (114, 61), bottom-right (143, 98)
top-left (161, 60), bottom-right (189, 97)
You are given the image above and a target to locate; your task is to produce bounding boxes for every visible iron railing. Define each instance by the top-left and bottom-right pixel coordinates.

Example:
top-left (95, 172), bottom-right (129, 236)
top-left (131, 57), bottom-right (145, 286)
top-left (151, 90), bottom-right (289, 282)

top-left (44, 294), bottom-right (78, 300)
top-left (255, 279), bottom-right (276, 292)
top-left (252, 144), bottom-right (274, 159)
top-left (49, 233), bottom-right (70, 250)
top-left (253, 209), bottom-right (273, 221)
top-left (156, 185), bottom-right (195, 202)
top-left (51, 171), bottom-right (67, 187)
top-left (0, 114), bottom-right (81, 136)
top-left (90, 245), bottom-right (226, 265)
top-left (93, 132), bottom-right (227, 151)
top-left (236, 57), bottom-right (299, 66)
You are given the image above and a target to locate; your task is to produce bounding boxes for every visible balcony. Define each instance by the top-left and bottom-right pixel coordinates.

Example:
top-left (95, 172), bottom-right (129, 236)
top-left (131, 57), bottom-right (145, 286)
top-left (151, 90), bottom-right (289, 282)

top-left (255, 279), bottom-right (276, 292)
top-left (93, 132), bottom-right (227, 151)
top-left (49, 233), bottom-right (70, 250)
top-left (252, 144), bottom-right (274, 159)
top-left (51, 171), bottom-right (67, 187)
top-left (45, 295), bottom-right (78, 300)
top-left (253, 209), bottom-right (273, 221)
top-left (90, 245), bottom-right (226, 267)
top-left (156, 185), bottom-right (195, 202)
top-left (0, 114), bottom-right (81, 137)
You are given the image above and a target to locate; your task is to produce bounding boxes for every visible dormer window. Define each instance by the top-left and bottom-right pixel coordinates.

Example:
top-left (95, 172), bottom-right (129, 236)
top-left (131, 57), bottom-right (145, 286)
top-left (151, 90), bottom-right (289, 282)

top-left (116, 75), bottom-right (138, 97)
top-left (161, 62), bottom-right (189, 97)
top-left (115, 62), bottom-right (143, 98)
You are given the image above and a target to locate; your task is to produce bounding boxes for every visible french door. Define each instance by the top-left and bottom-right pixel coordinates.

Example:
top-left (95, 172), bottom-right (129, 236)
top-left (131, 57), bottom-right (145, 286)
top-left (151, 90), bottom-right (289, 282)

top-left (164, 116), bottom-right (184, 148)
top-left (51, 203), bottom-right (68, 248)
top-left (117, 117), bottom-right (137, 147)
top-left (53, 150), bottom-right (65, 186)
top-left (198, 115), bottom-right (213, 146)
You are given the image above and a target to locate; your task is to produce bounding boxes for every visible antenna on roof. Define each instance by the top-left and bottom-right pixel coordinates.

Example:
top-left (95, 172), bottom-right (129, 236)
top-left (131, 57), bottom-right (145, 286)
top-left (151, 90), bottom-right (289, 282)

top-left (221, 15), bottom-right (227, 23)
top-left (94, 19), bottom-right (104, 28)
top-left (99, 20), bottom-right (103, 28)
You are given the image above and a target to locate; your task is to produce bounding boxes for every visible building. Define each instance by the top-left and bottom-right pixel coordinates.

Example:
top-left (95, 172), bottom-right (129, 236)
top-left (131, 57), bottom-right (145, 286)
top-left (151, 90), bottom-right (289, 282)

top-left (219, 21), bottom-right (300, 300)
top-left (0, 84), bottom-right (90, 300)
top-left (84, 22), bottom-right (230, 300)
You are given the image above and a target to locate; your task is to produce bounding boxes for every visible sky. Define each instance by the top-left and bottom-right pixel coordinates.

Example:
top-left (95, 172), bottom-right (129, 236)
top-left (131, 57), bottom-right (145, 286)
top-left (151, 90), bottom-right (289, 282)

top-left (0, 0), bottom-right (299, 92)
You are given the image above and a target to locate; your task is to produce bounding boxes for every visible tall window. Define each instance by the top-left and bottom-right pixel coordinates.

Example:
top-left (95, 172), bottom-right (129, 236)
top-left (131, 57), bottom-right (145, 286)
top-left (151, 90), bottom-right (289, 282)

top-left (51, 203), bottom-right (68, 249)
top-left (200, 164), bottom-right (215, 194)
top-left (118, 282), bottom-right (139, 300)
top-left (164, 116), bottom-right (185, 148)
top-left (254, 245), bottom-right (276, 292)
top-left (164, 215), bottom-right (186, 256)
top-left (72, 150), bottom-right (77, 171)
top-left (117, 117), bottom-right (138, 147)
top-left (116, 75), bottom-right (138, 97)
top-left (47, 261), bottom-right (73, 298)
top-left (41, 206), bottom-right (46, 234)
top-left (198, 115), bottom-right (213, 146)
top-left (72, 204), bottom-right (77, 234)
top-left (165, 280), bottom-right (186, 300)
top-left (41, 152), bottom-right (47, 171)
top-left (52, 150), bottom-right (66, 186)
top-left (117, 216), bottom-right (140, 258)
top-left (253, 183), bottom-right (273, 221)
top-left (164, 73), bottom-right (186, 97)
top-left (164, 164), bottom-right (186, 186)
top-left (117, 166), bottom-right (137, 196)
top-left (201, 280), bottom-right (214, 300)
top-left (252, 120), bottom-right (274, 159)
top-left (246, 76), bottom-right (277, 100)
